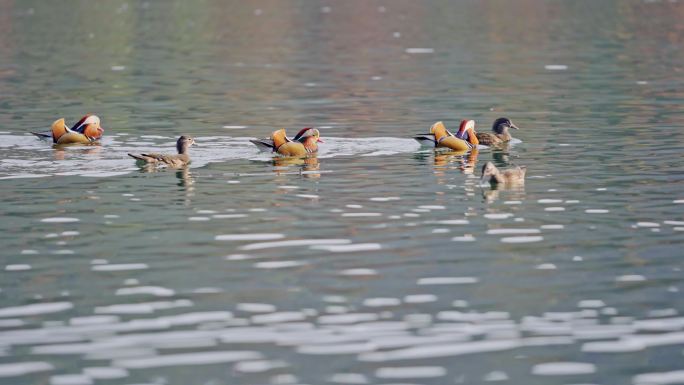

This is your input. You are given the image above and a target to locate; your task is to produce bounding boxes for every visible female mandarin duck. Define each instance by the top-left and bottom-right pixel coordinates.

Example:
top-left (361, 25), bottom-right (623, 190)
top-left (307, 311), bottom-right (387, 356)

top-left (128, 136), bottom-right (196, 168)
top-left (32, 115), bottom-right (105, 144)
top-left (475, 117), bottom-right (519, 146)
top-left (414, 120), bottom-right (479, 151)
top-left (480, 161), bottom-right (526, 187)
top-left (250, 127), bottom-right (323, 157)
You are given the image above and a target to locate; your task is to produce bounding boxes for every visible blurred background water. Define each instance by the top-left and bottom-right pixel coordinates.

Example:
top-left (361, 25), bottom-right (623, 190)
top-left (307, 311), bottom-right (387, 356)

top-left (1, 1), bottom-right (684, 384)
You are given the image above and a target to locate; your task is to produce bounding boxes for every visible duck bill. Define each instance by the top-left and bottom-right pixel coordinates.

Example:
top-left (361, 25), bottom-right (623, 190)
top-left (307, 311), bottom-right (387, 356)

top-left (510, 123), bottom-right (519, 130)
top-left (317, 138), bottom-right (325, 143)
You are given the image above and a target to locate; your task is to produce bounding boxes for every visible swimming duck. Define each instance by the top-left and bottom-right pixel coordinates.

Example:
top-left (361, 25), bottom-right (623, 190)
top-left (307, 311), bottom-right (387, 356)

top-left (475, 117), bottom-right (519, 146)
top-left (414, 120), bottom-right (479, 151)
top-left (480, 161), bottom-right (526, 187)
top-left (128, 136), bottom-right (196, 168)
top-left (32, 115), bottom-right (105, 144)
top-left (250, 127), bottom-right (323, 157)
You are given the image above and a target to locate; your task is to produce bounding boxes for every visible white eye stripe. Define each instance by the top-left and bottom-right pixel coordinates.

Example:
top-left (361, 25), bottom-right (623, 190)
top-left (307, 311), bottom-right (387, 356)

top-left (73, 116), bottom-right (100, 132)
top-left (83, 116), bottom-right (100, 125)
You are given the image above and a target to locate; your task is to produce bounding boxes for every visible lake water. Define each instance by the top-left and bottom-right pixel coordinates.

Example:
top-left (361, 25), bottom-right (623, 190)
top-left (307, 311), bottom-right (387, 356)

top-left (1, 1), bottom-right (684, 384)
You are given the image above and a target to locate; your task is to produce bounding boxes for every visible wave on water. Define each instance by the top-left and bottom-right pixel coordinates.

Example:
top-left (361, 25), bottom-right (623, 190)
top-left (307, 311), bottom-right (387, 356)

top-left (0, 134), bottom-right (424, 180)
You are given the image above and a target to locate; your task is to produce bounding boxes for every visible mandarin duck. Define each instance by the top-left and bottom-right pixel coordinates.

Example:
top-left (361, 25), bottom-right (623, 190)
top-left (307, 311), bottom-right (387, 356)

top-left (480, 161), bottom-right (526, 187)
top-left (250, 127), bottom-right (323, 157)
top-left (128, 136), bottom-right (196, 168)
top-left (414, 120), bottom-right (479, 152)
top-left (32, 115), bottom-right (104, 145)
top-left (475, 117), bottom-right (519, 146)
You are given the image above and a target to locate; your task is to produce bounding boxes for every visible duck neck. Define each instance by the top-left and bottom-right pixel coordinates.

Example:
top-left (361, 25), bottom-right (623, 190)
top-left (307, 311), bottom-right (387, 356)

top-left (301, 136), bottom-right (318, 152)
top-left (467, 129), bottom-right (479, 146)
top-left (497, 126), bottom-right (511, 140)
top-left (177, 143), bottom-right (189, 155)
top-left (83, 125), bottom-right (99, 140)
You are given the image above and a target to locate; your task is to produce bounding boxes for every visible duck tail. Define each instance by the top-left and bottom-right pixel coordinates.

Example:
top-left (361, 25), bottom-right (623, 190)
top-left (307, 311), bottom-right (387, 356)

top-left (511, 162), bottom-right (527, 174)
top-left (31, 131), bottom-right (52, 139)
top-left (250, 138), bottom-right (275, 152)
top-left (128, 153), bottom-right (146, 161)
top-left (413, 134), bottom-right (436, 147)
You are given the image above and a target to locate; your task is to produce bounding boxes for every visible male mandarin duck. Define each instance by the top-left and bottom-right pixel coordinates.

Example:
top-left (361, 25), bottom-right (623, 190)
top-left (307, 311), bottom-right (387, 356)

top-left (250, 127), bottom-right (323, 157)
top-left (475, 117), bottom-right (519, 146)
top-left (414, 120), bottom-right (479, 151)
top-left (480, 161), bottom-right (526, 187)
top-left (128, 136), bottom-right (196, 168)
top-left (32, 115), bottom-right (104, 144)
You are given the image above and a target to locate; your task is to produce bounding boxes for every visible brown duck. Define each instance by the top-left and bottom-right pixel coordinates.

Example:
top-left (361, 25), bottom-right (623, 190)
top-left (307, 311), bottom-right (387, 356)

top-left (128, 136), bottom-right (196, 168)
top-left (250, 127), bottom-right (323, 157)
top-left (476, 117), bottom-right (519, 146)
top-left (480, 161), bottom-right (526, 187)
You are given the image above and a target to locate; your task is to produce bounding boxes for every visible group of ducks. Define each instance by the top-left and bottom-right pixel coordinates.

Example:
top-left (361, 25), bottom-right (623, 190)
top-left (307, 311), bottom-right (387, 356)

top-left (31, 115), bottom-right (526, 187)
top-left (415, 117), bottom-right (527, 186)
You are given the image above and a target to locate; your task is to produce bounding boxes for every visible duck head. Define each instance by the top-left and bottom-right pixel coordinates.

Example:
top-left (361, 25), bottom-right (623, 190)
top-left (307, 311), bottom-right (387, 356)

top-left (480, 161), bottom-right (500, 184)
top-left (492, 117), bottom-right (518, 135)
top-left (71, 115), bottom-right (104, 140)
top-left (293, 127), bottom-right (324, 143)
top-left (294, 127), bottom-right (324, 152)
top-left (456, 119), bottom-right (479, 146)
top-left (176, 135), bottom-right (196, 154)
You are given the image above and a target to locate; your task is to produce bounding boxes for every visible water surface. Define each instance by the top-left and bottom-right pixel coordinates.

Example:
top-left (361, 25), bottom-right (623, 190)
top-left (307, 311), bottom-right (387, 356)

top-left (1, 1), bottom-right (684, 384)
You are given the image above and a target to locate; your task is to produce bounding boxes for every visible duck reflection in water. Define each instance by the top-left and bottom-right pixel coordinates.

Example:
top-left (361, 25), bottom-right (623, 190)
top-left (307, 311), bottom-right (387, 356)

top-left (176, 167), bottom-right (195, 206)
top-left (273, 156), bottom-right (320, 179)
top-left (491, 146), bottom-right (512, 164)
top-left (433, 149), bottom-right (479, 176)
top-left (52, 145), bottom-right (102, 161)
top-left (175, 167), bottom-right (195, 188)
top-left (134, 165), bottom-right (195, 203)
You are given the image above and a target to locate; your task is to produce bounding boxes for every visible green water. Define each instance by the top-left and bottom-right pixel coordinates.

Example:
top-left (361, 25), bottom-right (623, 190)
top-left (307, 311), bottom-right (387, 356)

top-left (1, 1), bottom-right (684, 384)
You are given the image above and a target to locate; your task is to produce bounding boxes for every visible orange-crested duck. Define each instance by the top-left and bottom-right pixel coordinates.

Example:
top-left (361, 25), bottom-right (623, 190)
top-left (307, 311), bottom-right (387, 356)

top-left (480, 161), bottom-right (526, 187)
top-left (475, 117), bottom-right (519, 146)
top-left (250, 127), bottom-right (323, 157)
top-left (32, 115), bottom-right (104, 144)
top-left (128, 136), bottom-right (196, 168)
top-left (414, 120), bottom-right (479, 152)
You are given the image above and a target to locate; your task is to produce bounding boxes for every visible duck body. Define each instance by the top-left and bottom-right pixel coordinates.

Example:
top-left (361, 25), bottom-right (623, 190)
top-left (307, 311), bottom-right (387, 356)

top-left (414, 121), bottom-right (479, 152)
top-left (128, 136), bottom-right (196, 168)
top-left (32, 115), bottom-right (105, 144)
top-left (475, 117), bottom-right (518, 146)
top-left (250, 128), bottom-right (323, 157)
top-left (475, 132), bottom-right (505, 146)
top-left (480, 161), bottom-right (526, 187)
